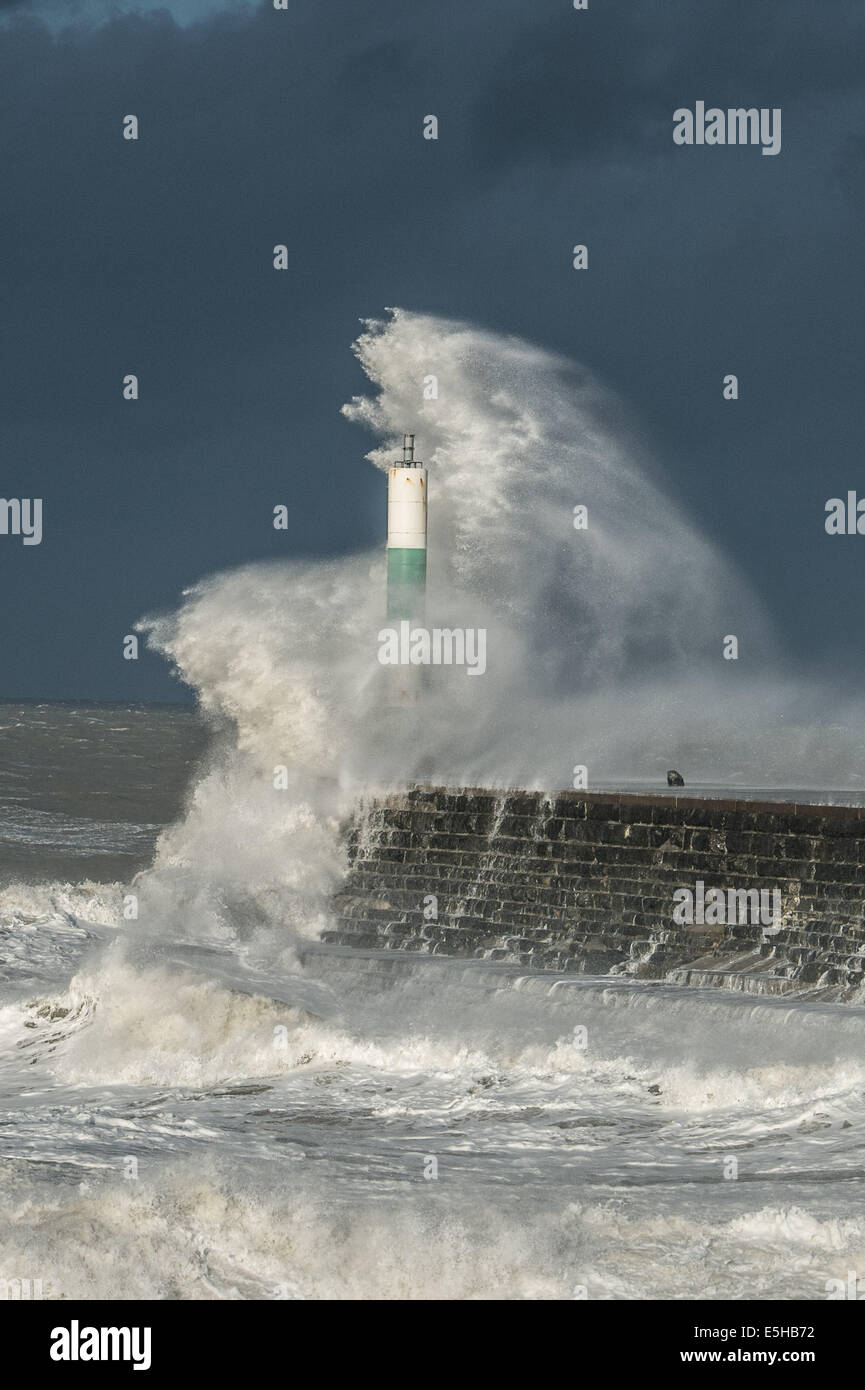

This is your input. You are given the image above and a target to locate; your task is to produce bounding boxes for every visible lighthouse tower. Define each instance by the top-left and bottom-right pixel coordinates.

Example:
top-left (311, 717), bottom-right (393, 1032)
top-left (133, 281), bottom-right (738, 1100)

top-left (386, 433), bottom-right (427, 622)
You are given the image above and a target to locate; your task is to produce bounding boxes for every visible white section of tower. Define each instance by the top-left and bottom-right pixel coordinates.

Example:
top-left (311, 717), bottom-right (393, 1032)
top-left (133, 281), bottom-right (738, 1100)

top-left (386, 466), bottom-right (427, 549)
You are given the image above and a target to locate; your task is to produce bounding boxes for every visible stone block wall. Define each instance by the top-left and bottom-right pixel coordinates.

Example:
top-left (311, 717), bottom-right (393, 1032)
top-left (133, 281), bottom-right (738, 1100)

top-left (323, 788), bottom-right (865, 999)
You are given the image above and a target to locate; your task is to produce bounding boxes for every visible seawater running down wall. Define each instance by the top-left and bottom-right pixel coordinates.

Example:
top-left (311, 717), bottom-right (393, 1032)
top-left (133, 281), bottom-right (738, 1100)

top-left (324, 788), bottom-right (865, 1001)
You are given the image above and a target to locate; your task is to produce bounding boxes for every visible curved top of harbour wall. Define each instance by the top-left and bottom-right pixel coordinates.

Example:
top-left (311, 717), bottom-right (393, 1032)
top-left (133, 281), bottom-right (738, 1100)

top-left (387, 785), bottom-right (865, 820)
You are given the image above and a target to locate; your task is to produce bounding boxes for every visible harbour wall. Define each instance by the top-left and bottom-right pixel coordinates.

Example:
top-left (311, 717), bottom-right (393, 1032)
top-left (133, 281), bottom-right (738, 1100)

top-left (324, 787), bottom-right (865, 1000)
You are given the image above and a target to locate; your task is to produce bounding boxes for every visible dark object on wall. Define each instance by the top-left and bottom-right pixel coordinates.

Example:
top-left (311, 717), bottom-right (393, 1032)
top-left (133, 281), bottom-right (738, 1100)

top-left (667, 770), bottom-right (685, 787)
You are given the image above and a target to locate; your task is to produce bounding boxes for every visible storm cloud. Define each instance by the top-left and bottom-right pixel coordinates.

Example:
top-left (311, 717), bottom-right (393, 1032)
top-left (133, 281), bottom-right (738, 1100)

top-left (1, 0), bottom-right (862, 697)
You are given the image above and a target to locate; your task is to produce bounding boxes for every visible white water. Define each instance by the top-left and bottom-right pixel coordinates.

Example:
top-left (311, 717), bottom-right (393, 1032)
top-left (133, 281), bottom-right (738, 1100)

top-left (130, 309), bottom-right (865, 949)
top-left (2, 309), bottom-right (865, 1301)
top-left (3, 925), bottom-right (865, 1300)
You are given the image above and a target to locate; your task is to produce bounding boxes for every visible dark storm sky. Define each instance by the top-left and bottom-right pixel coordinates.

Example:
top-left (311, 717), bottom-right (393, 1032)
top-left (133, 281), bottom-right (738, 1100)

top-left (1, 0), bottom-right (863, 700)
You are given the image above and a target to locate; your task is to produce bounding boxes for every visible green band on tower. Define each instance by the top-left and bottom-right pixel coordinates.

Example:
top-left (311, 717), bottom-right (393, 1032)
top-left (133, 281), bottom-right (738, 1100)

top-left (387, 547), bottom-right (427, 620)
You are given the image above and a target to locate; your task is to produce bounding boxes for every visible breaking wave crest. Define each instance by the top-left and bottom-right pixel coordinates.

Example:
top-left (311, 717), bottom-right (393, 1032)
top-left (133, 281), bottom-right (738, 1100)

top-left (4, 310), bottom-right (865, 1301)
